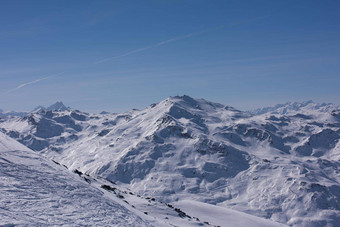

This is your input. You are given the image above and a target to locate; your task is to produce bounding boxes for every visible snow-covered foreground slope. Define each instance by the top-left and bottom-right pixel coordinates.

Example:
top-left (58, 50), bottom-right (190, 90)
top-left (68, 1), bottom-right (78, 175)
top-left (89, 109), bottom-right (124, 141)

top-left (0, 132), bottom-right (150, 226)
top-left (0, 132), bottom-right (285, 227)
top-left (174, 200), bottom-right (285, 227)
top-left (1, 96), bottom-right (340, 226)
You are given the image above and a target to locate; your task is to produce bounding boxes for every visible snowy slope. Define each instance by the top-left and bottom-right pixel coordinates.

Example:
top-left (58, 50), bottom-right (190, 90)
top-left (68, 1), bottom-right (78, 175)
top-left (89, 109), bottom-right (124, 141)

top-left (1, 95), bottom-right (340, 226)
top-left (0, 132), bottom-right (151, 226)
top-left (174, 200), bottom-right (285, 227)
top-left (0, 132), bottom-right (286, 227)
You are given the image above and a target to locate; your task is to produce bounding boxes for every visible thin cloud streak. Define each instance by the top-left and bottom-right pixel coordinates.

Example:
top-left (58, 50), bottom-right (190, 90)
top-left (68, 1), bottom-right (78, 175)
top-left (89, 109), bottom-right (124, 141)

top-left (3, 16), bottom-right (266, 96)
top-left (4, 72), bottom-right (65, 95)
top-left (94, 28), bottom-right (217, 64)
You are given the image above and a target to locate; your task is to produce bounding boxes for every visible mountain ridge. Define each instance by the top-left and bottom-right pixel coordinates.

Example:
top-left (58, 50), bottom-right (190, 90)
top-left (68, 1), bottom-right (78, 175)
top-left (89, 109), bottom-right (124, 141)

top-left (249, 100), bottom-right (338, 116)
top-left (2, 97), bottom-right (338, 118)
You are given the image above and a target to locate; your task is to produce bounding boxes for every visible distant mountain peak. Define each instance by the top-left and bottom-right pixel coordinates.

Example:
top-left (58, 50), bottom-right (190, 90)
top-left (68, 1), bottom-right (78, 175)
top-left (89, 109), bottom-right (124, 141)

top-left (46, 101), bottom-right (68, 111)
top-left (250, 100), bottom-right (337, 115)
top-left (168, 95), bottom-right (199, 107)
top-left (0, 109), bottom-right (28, 117)
top-left (167, 95), bottom-right (227, 110)
top-left (31, 105), bottom-right (46, 113)
top-left (172, 94), bottom-right (196, 102)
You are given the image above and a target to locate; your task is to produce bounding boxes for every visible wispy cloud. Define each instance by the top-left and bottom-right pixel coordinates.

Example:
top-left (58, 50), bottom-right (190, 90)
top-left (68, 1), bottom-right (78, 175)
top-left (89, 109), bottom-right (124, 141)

top-left (4, 72), bottom-right (64, 95)
top-left (94, 28), bottom-right (219, 64)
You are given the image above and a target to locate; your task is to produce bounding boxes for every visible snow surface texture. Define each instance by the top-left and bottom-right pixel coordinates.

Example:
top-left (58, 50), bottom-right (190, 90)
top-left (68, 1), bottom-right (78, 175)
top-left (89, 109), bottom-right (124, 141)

top-left (174, 200), bottom-right (284, 227)
top-left (1, 96), bottom-right (340, 226)
top-left (0, 132), bottom-right (150, 226)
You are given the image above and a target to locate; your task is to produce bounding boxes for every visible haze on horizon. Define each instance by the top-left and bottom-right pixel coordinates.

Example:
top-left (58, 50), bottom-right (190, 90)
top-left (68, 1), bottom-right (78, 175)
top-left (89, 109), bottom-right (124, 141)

top-left (1, 0), bottom-right (339, 112)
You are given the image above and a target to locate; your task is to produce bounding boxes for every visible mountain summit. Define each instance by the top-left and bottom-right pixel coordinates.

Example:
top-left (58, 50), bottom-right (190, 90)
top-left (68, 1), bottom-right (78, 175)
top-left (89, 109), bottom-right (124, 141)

top-left (31, 101), bottom-right (69, 113)
top-left (46, 101), bottom-right (68, 111)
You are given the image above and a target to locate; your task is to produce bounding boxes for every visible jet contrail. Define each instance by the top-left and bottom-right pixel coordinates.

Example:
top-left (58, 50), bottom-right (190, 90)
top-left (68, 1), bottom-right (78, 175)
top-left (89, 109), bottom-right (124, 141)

top-left (4, 72), bottom-right (65, 95)
top-left (94, 28), bottom-right (218, 64)
top-left (2, 16), bottom-right (268, 97)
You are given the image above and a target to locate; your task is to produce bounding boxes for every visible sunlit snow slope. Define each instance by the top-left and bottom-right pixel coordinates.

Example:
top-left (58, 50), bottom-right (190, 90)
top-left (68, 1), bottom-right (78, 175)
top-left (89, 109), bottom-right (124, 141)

top-left (0, 132), bottom-right (151, 226)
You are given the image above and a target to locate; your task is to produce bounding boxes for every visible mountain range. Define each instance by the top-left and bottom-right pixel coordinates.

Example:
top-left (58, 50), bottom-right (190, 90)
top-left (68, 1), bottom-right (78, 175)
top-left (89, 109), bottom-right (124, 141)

top-left (1, 95), bottom-right (340, 226)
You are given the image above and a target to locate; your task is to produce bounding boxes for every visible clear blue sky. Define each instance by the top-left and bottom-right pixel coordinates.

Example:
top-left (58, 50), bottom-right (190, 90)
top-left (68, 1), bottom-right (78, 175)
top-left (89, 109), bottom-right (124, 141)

top-left (1, 0), bottom-right (339, 112)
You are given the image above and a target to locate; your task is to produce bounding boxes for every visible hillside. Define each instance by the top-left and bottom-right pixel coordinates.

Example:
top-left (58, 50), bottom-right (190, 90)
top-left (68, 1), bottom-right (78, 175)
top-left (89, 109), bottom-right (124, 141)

top-left (0, 132), bottom-right (151, 226)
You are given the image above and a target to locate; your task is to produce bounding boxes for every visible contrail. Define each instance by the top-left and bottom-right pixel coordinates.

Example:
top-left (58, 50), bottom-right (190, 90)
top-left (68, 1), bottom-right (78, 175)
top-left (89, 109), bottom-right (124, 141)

top-left (4, 72), bottom-right (65, 95)
top-left (2, 16), bottom-right (268, 98)
top-left (94, 28), bottom-right (218, 64)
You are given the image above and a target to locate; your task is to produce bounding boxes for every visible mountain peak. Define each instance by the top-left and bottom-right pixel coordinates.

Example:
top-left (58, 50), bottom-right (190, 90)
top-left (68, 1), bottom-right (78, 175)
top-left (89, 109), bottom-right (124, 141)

top-left (46, 101), bottom-right (68, 111)
top-left (168, 95), bottom-right (199, 106)
top-left (250, 100), bottom-right (337, 115)
top-left (166, 95), bottom-right (226, 110)
top-left (31, 105), bottom-right (46, 113)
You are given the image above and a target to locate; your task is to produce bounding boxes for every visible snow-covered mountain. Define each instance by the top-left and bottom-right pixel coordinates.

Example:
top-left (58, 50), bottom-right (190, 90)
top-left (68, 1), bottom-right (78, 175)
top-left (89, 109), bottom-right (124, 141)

top-left (45, 101), bottom-right (69, 112)
top-left (0, 101), bottom-right (69, 119)
top-left (249, 100), bottom-right (338, 115)
top-left (0, 132), bottom-right (151, 226)
top-left (0, 109), bottom-right (27, 118)
top-left (0, 130), bottom-right (284, 227)
top-left (1, 95), bottom-right (340, 226)
top-left (31, 101), bottom-right (69, 113)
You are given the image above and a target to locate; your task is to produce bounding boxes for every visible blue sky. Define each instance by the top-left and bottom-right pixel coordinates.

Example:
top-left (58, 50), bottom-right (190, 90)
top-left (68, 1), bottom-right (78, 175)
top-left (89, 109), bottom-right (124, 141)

top-left (1, 0), bottom-right (339, 112)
